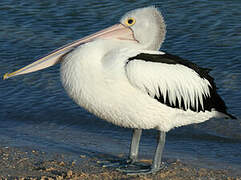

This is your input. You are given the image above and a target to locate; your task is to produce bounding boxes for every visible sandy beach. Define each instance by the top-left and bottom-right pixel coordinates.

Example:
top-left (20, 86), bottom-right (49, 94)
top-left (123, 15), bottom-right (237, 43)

top-left (0, 146), bottom-right (240, 180)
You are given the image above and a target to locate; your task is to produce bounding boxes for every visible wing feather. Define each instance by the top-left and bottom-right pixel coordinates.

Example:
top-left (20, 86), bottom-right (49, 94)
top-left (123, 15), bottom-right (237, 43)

top-left (125, 52), bottom-right (230, 115)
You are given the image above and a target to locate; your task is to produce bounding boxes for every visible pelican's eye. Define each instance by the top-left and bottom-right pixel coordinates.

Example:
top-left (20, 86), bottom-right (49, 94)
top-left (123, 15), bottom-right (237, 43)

top-left (125, 17), bottom-right (136, 26)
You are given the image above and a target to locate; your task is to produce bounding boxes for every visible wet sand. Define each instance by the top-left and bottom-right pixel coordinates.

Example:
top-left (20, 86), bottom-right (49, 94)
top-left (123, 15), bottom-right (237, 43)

top-left (0, 146), bottom-right (240, 180)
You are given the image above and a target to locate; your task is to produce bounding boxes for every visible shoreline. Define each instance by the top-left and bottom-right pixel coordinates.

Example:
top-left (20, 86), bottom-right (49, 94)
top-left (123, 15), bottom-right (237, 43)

top-left (0, 146), bottom-right (240, 180)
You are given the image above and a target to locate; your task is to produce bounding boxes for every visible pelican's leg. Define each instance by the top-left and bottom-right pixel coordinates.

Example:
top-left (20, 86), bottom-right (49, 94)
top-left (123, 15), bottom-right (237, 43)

top-left (128, 128), bottom-right (142, 163)
top-left (98, 129), bottom-right (142, 168)
top-left (122, 131), bottom-right (166, 175)
top-left (150, 130), bottom-right (166, 173)
top-left (117, 128), bottom-right (152, 172)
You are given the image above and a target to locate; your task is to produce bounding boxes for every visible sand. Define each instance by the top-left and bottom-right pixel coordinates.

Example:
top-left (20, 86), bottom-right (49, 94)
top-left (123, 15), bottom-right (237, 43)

top-left (0, 146), bottom-right (240, 180)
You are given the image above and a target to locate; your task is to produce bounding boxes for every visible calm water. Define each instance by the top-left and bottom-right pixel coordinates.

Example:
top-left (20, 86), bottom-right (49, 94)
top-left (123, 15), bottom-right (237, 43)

top-left (0, 0), bottom-right (241, 174)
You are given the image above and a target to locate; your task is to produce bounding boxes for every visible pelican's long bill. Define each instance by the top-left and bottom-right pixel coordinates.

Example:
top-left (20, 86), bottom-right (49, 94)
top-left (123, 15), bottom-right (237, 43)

top-left (3, 23), bottom-right (136, 80)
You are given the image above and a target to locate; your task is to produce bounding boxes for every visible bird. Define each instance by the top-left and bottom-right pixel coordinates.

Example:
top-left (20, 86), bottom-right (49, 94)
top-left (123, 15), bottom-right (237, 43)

top-left (3, 6), bottom-right (236, 174)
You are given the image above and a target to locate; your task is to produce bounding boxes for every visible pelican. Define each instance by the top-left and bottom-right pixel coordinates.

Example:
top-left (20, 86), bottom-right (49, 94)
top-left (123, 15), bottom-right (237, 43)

top-left (3, 7), bottom-right (236, 174)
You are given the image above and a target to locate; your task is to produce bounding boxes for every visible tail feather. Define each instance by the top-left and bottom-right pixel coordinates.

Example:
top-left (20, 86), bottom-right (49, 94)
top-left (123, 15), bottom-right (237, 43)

top-left (225, 112), bottom-right (237, 119)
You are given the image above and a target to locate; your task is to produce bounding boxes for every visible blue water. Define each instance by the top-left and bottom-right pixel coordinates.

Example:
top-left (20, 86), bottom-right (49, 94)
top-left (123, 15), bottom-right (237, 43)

top-left (0, 0), bottom-right (241, 174)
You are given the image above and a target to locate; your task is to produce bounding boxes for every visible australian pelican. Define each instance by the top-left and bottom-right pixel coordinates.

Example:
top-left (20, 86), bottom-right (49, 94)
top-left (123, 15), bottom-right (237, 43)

top-left (3, 7), bottom-right (236, 174)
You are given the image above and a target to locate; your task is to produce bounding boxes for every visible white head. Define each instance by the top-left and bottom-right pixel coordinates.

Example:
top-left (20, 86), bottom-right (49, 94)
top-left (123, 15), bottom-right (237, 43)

top-left (120, 6), bottom-right (166, 50)
top-left (4, 7), bottom-right (166, 79)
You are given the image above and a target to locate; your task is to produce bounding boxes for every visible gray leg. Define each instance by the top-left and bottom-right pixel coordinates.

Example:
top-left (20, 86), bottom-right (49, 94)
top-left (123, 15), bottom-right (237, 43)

top-left (98, 128), bottom-right (142, 168)
top-left (129, 129), bottom-right (142, 163)
top-left (151, 131), bottom-right (166, 172)
top-left (100, 129), bottom-right (166, 175)
top-left (125, 130), bottom-right (166, 175)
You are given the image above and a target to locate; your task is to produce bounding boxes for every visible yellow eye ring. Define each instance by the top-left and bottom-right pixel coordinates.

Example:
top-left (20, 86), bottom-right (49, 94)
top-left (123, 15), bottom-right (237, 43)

top-left (125, 17), bottom-right (136, 26)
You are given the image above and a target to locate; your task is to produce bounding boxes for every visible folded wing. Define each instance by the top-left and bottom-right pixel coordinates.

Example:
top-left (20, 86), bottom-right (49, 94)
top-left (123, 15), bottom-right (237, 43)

top-left (125, 52), bottom-right (232, 117)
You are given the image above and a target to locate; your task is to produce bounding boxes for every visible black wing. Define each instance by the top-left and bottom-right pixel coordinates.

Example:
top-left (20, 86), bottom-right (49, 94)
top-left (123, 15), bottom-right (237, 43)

top-left (127, 52), bottom-right (236, 119)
